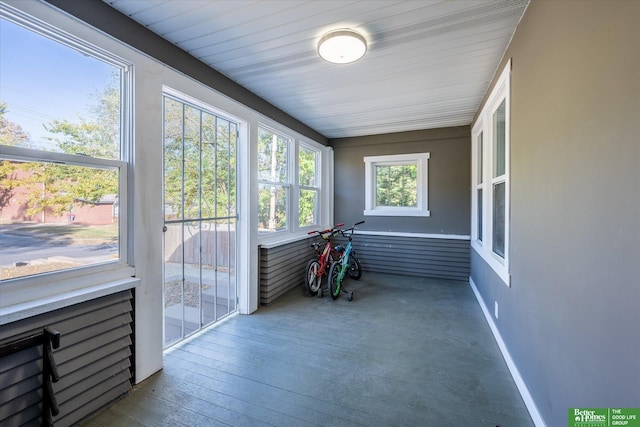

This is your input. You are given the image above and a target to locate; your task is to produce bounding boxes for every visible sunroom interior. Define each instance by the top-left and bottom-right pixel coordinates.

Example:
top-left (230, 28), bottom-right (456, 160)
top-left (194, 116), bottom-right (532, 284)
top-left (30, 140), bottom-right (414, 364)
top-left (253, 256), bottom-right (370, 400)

top-left (0, 1), bottom-right (638, 427)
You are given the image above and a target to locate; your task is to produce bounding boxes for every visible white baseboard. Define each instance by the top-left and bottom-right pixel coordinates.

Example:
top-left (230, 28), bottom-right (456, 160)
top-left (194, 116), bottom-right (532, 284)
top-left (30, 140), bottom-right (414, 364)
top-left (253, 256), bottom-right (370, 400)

top-left (468, 277), bottom-right (547, 427)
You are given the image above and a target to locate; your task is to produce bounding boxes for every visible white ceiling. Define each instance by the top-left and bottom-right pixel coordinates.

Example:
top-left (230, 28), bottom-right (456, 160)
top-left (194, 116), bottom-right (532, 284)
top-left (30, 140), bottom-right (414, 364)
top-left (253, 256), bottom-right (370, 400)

top-left (103, 0), bottom-right (528, 139)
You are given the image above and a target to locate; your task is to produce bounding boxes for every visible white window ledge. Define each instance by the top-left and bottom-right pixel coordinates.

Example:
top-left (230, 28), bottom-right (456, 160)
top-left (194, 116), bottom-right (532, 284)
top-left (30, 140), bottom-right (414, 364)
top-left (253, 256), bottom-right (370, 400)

top-left (0, 277), bottom-right (140, 326)
top-left (364, 208), bottom-right (431, 217)
top-left (258, 231), bottom-right (314, 249)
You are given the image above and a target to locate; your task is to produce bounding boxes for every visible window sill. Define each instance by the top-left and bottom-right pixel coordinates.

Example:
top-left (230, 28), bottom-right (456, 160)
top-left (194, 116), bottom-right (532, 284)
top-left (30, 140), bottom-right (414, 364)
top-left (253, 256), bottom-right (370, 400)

top-left (364, 208), bottom-right (431, 217)
top-left (0, 276), bottom-right (140, 326)
top-left (471, 241), bottom-right (510, 287)
top-left (258, 231), bottom-right (313, 249)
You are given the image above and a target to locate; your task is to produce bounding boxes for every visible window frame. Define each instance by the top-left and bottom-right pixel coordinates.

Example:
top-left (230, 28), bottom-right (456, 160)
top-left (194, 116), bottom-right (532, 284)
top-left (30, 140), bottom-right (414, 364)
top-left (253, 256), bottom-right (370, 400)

top-left (297, 141), bottom-right (320, 229)
top-left (363, 152), bottom-right (430, 217)
top-left (0, 6), bottom-right (134, 307)
top-left (256, 123), bottom-right (325, 242)
top-left (257, 125), bottom-right (292, 234)
top-left (471, 59), bottom-right (511, 286)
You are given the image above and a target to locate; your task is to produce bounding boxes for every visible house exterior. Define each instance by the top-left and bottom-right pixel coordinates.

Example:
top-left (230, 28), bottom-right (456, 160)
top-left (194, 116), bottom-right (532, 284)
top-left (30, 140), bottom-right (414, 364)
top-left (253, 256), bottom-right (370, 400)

top-left (0, 1), bottom-right (638, 427)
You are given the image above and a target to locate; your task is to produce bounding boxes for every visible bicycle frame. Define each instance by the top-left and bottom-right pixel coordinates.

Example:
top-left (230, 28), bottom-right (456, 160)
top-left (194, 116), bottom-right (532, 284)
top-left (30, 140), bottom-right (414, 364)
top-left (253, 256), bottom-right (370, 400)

top-left (328, 220), bottom-right (364, 300)
top-left (333, 235), bottom-right (354, 284)
top-left (310, 223), bottom-right (343, 272)
top-left (304, 223), bottom-right (344, 295)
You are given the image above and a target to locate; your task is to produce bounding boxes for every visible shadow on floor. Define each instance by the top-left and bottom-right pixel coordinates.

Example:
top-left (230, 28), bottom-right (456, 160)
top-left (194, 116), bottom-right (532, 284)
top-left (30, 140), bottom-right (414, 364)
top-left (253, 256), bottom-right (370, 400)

top-left (81, 273), bottom-right (534, 427)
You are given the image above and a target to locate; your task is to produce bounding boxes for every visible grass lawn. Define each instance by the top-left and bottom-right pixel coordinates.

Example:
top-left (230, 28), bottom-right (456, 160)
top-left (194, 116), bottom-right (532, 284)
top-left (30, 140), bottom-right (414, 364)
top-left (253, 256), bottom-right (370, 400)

top-left (17, 224), bottom-right (118, 240)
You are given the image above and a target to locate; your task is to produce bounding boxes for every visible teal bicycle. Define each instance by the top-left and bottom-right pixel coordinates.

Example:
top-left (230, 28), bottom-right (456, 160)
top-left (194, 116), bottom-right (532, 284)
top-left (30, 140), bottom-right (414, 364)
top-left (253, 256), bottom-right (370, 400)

top-left (327, 221), bottom-right (364, 301)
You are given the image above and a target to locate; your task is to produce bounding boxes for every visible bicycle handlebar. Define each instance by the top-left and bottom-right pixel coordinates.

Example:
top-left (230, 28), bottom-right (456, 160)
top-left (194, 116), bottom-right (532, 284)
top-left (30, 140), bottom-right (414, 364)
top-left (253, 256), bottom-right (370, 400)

top-left (336, 220), bottom-right (365, 237)
top-left (307, 221), bottom-right (364, 238)
top-left (307, 223), bottom-right (344, 236)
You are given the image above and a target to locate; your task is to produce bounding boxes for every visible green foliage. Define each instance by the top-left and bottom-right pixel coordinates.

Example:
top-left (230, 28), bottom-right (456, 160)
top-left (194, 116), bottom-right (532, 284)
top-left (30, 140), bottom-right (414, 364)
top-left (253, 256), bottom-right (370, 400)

top-left (0, 102), bottom-right (29, 147)
top-left (298, 146), bottom-right (317, 227)
top-left (257, 128), bottom-right (290, 231)
top-left (257, 128), bottom-right (287, 182)
top-left (258, 183), bottom-right (287, 231)
top-left (1, 74), bottom-right (122, 221)
top-left (0, 160), bottom-right (18, 215)
top-left (0, 103), bottom-right (29, 215)
top-left (298, 189), bottom-right (316, 227)
top-left (375, 164), bottom-right (417, 207)
top-left (163, 97), bottom-right (237, 222)
top-left (298, 145), bottom-right (316, 186)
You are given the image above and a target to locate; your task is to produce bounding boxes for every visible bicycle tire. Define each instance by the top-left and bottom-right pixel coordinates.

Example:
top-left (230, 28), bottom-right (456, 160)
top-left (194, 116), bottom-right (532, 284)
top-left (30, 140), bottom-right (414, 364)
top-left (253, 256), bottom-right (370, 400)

top-left (328, 261), bottom-right (341, 300)
top-left (304, 259), bottom-right (322, 295)
top-left (347, 254), bottom-right (362, 280)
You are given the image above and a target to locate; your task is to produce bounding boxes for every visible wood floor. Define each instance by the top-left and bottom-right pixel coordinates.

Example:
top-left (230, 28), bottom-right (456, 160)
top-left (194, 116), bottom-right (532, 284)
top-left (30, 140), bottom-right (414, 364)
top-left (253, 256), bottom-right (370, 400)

top-left (81, 274), bottom-right (534, 426)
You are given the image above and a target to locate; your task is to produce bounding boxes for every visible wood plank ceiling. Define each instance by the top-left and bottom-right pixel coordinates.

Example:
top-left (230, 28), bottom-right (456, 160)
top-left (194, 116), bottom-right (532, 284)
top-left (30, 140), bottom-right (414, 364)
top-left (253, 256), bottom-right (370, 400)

top-left (103, 0), bottom-right (529, 139)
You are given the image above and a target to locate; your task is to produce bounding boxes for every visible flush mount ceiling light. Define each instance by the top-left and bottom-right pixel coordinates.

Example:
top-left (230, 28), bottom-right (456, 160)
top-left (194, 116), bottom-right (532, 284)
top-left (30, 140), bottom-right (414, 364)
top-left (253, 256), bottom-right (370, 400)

top-left (317, 29), bottom-right (367, 64)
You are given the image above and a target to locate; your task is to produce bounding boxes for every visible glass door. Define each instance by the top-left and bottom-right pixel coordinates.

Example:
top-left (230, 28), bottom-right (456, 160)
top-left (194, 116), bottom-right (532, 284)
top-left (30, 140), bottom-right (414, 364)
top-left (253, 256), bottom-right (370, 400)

top-left (162, 94), bottom-right (237, 348)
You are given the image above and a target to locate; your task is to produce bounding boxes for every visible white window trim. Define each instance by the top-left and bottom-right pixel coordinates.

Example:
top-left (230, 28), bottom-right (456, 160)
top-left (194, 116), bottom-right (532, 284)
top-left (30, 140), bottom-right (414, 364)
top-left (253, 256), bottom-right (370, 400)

top-left (471, 59), bottom-right (511, 286)
top-left (364, 152), bottom-right (430, 217)
top-left (257, 125), bottom-right (293, 235)
top-left (0, 6), bottom-right (135, 309)
top-left (297, 141), bottom-right (321, 230)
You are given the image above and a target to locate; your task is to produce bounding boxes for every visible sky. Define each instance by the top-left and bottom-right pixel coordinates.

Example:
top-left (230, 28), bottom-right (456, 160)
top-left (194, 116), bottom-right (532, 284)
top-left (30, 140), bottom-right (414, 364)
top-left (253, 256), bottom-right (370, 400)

top-left (0, 17), bottom-right (115, 149)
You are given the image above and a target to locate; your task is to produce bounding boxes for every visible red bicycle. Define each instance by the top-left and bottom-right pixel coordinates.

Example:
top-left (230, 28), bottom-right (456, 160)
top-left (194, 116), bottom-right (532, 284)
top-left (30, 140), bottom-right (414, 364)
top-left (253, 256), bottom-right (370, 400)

top-left (304, 223), bottom-right (344, 296)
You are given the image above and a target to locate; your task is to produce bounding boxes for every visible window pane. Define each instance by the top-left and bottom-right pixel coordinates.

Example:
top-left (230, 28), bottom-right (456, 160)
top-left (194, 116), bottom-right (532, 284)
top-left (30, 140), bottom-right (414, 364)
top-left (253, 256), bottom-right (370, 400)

top-left (0, 159), bottom-right (119, 280)
top-left (477, 132), bottom-right (484, 184)
top-left (227, 122), bottom-right (237, 217)
top-left (299, 145), bottom-right (317, 186)
top-left (216, 117), bottom-right (236, 218)
top-left (258, 183), bottom-right (287, 232)
top-left (477, 188), bottom-right (483, 242)
top-left (299, 189), bottom-right (317, 227)
top-left (493, 182), bottom-right (505, 258)
top-left (0, 18), bottom-right (122, 159)
top-left (375, 164), bottom-right (417, 207)
top-left (201, 112), bottom-right (217, 218)
top-left (164, 97), bottom-right (184, 221)
top-left (257, 128), bottom-right (288, 183)
top-left (183, 105), bottom-right (201, 220)
top-left (493, 99), bottom-right (506, 177)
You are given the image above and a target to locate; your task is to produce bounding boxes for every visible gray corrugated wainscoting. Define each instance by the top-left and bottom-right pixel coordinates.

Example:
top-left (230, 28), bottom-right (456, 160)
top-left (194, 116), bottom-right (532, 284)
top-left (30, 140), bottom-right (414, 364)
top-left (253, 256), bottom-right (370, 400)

top-left (0, 290), bottom-right (134, 426)
top-left (354, 234), bottom-right (470, 281)
top-left (259, 238), bottom-right (316, 306)
top-left (259, 234), bottom-right (470, 305)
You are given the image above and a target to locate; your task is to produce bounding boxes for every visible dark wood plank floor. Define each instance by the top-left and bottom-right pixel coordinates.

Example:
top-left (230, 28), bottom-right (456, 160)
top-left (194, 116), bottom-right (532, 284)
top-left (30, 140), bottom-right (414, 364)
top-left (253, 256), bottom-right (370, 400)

top-left (81, 274), bottom-right (534, 426)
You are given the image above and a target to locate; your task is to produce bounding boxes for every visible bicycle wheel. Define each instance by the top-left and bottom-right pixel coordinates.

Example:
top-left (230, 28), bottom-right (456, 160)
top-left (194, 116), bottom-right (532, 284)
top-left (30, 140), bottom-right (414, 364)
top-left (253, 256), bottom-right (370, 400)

top-left (304, 259), bottom-right (322, 295)
top-left (347, 253), bottom-right (362, 280)
top-left (328, 261), bottom-right (341, 300)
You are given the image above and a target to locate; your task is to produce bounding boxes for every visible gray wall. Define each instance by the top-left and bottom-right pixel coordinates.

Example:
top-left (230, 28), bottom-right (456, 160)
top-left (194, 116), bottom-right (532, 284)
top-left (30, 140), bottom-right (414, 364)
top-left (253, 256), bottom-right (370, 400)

top-left (331, 127), bottom-right (470, 234)
top-left (353, 234), bottom-right (469, 281)
top-left (259, 238), bottom-right (317, 305)
top-left (471, 1), bottom-right (640, 426)
top-left (0, 291), bottom-right (134, 426)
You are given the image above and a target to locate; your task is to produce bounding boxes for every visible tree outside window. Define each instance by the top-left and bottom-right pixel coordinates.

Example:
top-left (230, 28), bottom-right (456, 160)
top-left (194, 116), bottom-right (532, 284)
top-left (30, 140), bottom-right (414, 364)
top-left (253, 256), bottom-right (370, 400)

top-left (364, 153), bottom-right (430, 217)
top-left (257, 128), bottom-right (289, 232)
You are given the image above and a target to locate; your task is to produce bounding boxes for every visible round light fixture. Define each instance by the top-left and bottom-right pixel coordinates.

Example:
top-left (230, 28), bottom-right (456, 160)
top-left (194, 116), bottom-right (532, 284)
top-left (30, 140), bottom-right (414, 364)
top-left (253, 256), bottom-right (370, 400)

top-left (317, 29), bottom-right (367, 64)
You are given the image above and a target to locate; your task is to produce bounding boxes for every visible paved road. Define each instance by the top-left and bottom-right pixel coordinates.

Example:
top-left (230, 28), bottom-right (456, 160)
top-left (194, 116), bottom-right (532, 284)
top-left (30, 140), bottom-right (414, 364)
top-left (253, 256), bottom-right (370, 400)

top-left (0, 231), bottom-right (117, 266)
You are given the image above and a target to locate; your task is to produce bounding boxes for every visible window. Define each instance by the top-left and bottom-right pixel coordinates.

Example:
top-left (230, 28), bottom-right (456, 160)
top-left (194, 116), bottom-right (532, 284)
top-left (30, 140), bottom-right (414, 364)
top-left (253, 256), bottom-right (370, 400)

top-left (257, 127), bottom-right (290, 233)
top-left (471, 59), bottom-right (510, 285)
top-left (298, 143), bottom-right (319, 228)
top-left (0, 9), bottom-right (131, 283)
top-left (364, 153), bottom-right (430, 217)
top-left (257, 126), bottom-right (322, 235)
